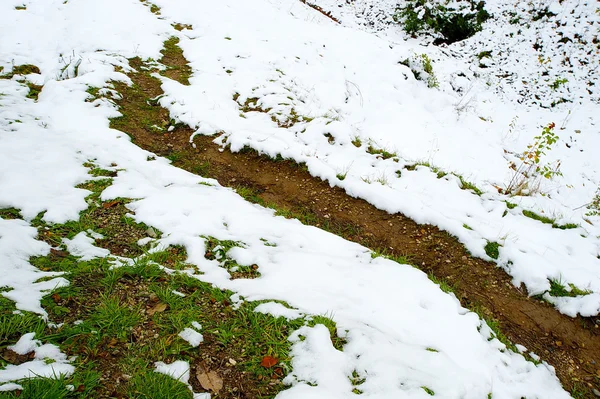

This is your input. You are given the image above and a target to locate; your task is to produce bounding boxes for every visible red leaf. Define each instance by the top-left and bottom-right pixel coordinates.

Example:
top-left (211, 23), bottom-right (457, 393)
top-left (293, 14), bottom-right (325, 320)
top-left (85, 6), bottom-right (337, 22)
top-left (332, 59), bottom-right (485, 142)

top-left (260, 356), bottom-right (278, 368)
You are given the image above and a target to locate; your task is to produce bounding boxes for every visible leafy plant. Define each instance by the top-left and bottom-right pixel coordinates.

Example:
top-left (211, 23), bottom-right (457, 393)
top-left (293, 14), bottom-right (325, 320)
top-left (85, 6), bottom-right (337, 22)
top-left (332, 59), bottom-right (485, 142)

top-left (550, 77), bottom-right (568, 90)
top-left (401, 54), bottom-right (439, 88)
top-left (394, 0), bottom-right (491, 44)
top-left (505, 122), bottom-right (561, 196)
top-left (586, 189), bottom-right (600, 217)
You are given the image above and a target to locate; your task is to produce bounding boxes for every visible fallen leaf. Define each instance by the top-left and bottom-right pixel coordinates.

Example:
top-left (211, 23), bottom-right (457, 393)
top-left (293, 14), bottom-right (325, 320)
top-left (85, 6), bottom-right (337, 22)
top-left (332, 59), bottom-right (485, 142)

top-left (107, 338), bottom-right (118, 348)
top-left (52, 293), bottom-right (61, 303)
top-left (50, 248), bottom-right (69, 258)
top-left (196, 367), bottom-right (223, 393)
top-left (102, 200), bottom-right (119, 209)
top-left (147, 303), bottom-right (167, 315)
top-left (76, 385), bottom-right (85, 392)
top-left (260, 355), bottom-right (278, 368)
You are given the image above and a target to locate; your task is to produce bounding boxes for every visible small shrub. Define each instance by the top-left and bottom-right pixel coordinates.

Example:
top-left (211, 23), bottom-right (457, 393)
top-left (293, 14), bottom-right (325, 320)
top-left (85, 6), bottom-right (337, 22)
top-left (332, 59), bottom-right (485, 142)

top-left (505, 122), bottom-right (561, 196)
top-left (394, 0), bottom-right (491, 44)
top-left (586, 189), bottom-right (600, 217)
top-left (401, 54), bottom-right (439, 88)
top-left (550, 77), bottom-right (568, 90)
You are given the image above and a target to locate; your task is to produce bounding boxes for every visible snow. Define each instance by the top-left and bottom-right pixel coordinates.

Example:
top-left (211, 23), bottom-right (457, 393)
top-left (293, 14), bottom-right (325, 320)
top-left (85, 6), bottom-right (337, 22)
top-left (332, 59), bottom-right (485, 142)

top-left (0, 333), bottom-right (74, 388)
top-left (178, 328), bottom-right (204, 347)
top-left (0, 218), bottom-right (68, 316)
top-left (155, 360), bottom-right (209, 399)
top-left (63, 231), bottom-right (110, 261)
top-left (0, 0), bottom-right (593, 396)
top-left (254, 302), bottom-right (304, 320)
top-left (154, 360), bottom-right (190, 384)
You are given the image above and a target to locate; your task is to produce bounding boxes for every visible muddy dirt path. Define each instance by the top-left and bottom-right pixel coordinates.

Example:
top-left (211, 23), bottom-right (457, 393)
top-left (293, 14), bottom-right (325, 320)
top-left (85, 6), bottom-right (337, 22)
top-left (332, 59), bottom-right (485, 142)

top-left (107, 50), bottom-right (600, 396)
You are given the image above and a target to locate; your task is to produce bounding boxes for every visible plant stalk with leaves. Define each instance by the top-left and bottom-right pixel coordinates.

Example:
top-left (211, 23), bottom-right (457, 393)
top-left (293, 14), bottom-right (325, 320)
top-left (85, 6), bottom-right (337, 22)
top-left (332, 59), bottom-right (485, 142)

top-left (505, 122), bottom-right (561, 195)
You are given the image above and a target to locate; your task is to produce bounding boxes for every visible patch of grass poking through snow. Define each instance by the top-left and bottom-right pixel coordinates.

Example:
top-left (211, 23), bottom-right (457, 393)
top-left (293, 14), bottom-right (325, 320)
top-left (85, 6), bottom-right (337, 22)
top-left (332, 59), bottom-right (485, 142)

top-left (484, 241), bottom-right (500, 259)
top-left (548, 279), bottom-right (592, 298)
top-left (9, 240), bottom-right (346, 398)
top-left (371, 250), bottom-right (409, 265)
top-left (428, 273), bottom-right (455, 294)
top-left (0, 64), bottom-right (40, 79)
top-left (0, 207), bottom-right (21, 220)
top-left (404, 163), bottom-right (482, 195)
top-left (400, 54), bottom-right (439, 88)
top-left (421, 386), bottom-right (435, 396)
top-left (366, 144), bottom-right (397, 160)
top-left (203, 236), bottom-right (260, 279)
top-left (522, 209), bottom-right (578, 230)
top-left (159, 37), bottom-right (192, 86)
top-left (307, 315), bottom-right (347, 351)
top-left (25, 82), bottom-right (43, 101)
top-left (585, 189), bottom-right (600, 217)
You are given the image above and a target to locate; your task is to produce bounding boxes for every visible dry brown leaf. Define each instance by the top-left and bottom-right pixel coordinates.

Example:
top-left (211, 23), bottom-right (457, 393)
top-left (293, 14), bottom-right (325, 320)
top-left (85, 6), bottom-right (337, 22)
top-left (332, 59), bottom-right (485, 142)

top-left (260, 355), bottom-right (278, 368)
top-left (50, 248), bottom-right (69, 258)
top-left (147, 303), bottom-right (167, 315)
top-left (102, 200), bottom-right (119, 209)
top-left (196, 368), bottom-right (223, 393)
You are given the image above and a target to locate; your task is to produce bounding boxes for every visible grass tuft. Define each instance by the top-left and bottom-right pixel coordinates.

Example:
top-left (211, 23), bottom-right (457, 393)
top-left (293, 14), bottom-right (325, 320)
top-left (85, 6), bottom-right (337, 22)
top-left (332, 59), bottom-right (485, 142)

top-left (484, 241), bottom-right (500, 259)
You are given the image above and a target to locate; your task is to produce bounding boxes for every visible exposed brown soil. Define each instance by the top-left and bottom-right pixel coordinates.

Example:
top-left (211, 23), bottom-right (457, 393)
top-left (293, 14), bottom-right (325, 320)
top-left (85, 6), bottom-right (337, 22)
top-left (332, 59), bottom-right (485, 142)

top-left (106, 46), bottom-right (600, 397)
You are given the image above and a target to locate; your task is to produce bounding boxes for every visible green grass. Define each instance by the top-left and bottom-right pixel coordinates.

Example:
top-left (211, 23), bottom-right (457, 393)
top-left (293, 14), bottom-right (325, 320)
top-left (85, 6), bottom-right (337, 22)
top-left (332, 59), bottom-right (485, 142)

top-left (0, 64), bottom-right (40, 79)
top-left (421, 386), bottom-right (435, 396)
top-left (0, 207), bottom-right (21, 219)
top-left (476, 50), bottom-right (492, 60)
top-left (127, 372), bottom-right (192, 399)
top-left (484, 241), bottom-right (500, 260)
top-left (307, 315), bottom-right (346, 351)
top-left (457, 175), bottom-right (482, 196)
top-left (522, 209), bottom-right (554, 224)
top-left (428, 273), bottom-right (455, 294)
top-left (202, 236), bottom-right (260, 278)
top-left (548, 279), bottom-right (592, 297)
top-left (522, 210), bottom-right (579, 230)
top-left (0, 376), bottom-right (72, 399)
top-left (26, 83), bottom-right (43, 100)
top-left (366, 145), bottom-right (396, 160)
top-left (371, 250), bottom-right (409, 265)
top-left (89, 295), bottom-right (142, 338)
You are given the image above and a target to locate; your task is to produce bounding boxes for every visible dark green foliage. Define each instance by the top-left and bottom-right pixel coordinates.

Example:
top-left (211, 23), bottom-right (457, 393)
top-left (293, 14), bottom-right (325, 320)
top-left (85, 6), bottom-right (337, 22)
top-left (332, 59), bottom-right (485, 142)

top-left (394, 0), bottom-right (491, 44)
top-left (484, 241), bottom-right (500, 259)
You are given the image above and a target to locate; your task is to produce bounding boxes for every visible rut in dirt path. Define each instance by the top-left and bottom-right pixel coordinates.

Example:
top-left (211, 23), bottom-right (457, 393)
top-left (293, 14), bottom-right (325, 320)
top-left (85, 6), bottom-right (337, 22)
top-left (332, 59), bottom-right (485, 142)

top-left (106, 41), bottom-right (600, 397)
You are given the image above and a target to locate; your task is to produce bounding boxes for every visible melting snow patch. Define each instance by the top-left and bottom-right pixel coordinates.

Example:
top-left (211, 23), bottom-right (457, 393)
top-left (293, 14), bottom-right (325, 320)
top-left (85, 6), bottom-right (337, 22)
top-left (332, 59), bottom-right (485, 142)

top-left (178, 328), bottom-right (204, 347)
top-left (63, 231), bottom-right (110, 261)
top-left (154, 360), bottom-right (190, 384)
top-left (254, 302), bottom-right (303, 320)
top-left (0, 333), bottom-right (74, 388)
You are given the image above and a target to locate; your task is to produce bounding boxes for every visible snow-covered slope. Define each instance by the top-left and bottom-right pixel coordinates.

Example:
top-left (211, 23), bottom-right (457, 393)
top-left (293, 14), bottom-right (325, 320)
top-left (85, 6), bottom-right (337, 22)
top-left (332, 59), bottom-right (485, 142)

top-left (148, 0), bottom-right (600, 316)
top-left (0, 0), bottom-right (596, 396)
